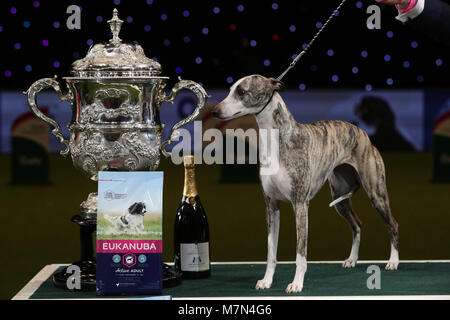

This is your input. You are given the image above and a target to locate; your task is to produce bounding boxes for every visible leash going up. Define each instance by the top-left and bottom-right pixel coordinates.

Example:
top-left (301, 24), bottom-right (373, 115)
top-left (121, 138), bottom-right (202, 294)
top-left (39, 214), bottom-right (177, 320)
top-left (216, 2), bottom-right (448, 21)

top-left (277, 0), bottom-right (349, 81)
top-left (256, 0), bottom-right (349, 116)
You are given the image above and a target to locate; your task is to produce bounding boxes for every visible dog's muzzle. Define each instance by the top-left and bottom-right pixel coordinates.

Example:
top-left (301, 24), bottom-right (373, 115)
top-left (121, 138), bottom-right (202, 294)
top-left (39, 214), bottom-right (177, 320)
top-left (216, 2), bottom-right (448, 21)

top-left (211, 108), bottom-right (242, 120)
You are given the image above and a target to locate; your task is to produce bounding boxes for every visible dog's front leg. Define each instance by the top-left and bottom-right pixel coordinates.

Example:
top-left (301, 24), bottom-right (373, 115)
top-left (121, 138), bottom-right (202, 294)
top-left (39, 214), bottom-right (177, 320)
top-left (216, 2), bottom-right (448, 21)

top-left (286, 202), bottom-right (308, 293)
top-left (135, 224), bottom-right (144, 235)
top-left (256, 196), bottom-right (279, 290)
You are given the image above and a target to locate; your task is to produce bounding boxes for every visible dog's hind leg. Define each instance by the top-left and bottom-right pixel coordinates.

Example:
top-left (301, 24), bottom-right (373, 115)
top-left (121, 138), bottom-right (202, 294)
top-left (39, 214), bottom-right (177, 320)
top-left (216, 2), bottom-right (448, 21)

top-left (334, 198), bottom-right (362, 268)
top-left (256, 196), bottom-right (279, 290)
top-left (328, 165), bottom-right (362, 268)
top-left (359, 146), bottom-right (399, 270)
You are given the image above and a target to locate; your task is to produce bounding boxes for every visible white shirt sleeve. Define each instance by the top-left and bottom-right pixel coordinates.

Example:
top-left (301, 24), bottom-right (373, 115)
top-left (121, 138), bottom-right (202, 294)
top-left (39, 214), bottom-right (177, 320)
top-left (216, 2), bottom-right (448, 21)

top-left (395, 0), bottom-right (426, 22)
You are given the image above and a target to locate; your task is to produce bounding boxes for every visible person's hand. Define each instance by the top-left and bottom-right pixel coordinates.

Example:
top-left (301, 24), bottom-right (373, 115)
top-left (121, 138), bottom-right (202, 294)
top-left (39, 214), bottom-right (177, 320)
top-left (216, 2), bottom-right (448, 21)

top-left (375, 0), bottom-right (416, 12)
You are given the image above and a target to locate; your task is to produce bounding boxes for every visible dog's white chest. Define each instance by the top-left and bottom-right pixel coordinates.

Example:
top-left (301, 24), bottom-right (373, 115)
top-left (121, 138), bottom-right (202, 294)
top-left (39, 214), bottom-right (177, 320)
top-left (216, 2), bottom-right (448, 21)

top-left (260, 166), bottom-right (292, 202)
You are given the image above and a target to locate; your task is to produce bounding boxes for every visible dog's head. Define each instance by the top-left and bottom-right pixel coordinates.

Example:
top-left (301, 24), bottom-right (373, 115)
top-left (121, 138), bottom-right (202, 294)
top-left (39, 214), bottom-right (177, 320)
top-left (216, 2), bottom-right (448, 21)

top-left (126, 256), bottom-right (134, 263)
top-left (211, 74), bottom-right (284, 120)
top-left (128, 202), bottom-right (146, 216)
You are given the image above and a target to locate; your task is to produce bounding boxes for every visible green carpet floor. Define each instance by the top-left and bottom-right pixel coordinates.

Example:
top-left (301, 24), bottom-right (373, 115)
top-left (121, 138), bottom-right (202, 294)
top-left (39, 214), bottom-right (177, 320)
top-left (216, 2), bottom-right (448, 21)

top-left (29, 262), bottom-right (450, 299)
top-left (2, 153), bottom-right (450, 299)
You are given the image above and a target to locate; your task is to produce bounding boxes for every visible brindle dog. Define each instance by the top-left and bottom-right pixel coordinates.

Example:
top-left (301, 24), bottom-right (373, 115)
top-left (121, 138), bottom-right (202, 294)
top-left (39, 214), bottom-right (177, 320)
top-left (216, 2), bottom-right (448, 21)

top-left (212, 75), bottom-right (399, 293)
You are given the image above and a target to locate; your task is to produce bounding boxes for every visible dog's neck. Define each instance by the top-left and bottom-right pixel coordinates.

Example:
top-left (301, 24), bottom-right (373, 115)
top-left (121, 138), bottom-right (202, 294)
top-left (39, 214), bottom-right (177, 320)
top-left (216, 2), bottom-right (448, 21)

top-left (254, 92), bottom-right (296, 132)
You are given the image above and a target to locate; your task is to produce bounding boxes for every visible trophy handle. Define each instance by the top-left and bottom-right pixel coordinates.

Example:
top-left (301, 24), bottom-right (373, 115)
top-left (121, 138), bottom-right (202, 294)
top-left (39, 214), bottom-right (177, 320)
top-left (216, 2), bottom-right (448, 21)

top-left (24, 76), bottom-right (72, 156)
top-left (160, 77), bottom-right (209, 158)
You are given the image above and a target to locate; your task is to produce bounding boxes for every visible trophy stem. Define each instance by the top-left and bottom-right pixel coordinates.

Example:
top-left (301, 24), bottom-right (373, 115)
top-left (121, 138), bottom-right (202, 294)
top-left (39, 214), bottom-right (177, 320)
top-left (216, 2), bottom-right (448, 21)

top-left (73, 214), bottom-right (97, 261)
top-left (52, 200), bottom-right (97, 291)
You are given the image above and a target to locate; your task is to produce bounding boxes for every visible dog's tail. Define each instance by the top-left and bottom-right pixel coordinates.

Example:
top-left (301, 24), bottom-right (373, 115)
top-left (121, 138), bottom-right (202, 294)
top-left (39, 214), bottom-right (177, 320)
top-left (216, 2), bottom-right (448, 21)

top-left (329, 191), bottom-right (354, 207)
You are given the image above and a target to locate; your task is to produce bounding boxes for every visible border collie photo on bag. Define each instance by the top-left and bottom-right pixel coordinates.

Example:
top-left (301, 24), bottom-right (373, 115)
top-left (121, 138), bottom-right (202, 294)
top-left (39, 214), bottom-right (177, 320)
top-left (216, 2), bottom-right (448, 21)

top-left (96, 171), bottom-right (163, 296)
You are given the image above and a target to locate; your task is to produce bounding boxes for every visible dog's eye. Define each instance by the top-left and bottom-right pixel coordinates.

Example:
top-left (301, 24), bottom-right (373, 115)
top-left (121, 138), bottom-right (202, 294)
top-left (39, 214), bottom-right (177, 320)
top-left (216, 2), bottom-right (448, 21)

top-left (237, 88), bottom-right (246, 96)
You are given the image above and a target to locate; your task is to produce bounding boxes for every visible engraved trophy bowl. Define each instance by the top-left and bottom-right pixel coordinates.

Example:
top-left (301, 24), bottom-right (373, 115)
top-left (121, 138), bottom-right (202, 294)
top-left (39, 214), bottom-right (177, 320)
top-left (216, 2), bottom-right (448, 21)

top-left (24, 9), bottom-right (207, 290)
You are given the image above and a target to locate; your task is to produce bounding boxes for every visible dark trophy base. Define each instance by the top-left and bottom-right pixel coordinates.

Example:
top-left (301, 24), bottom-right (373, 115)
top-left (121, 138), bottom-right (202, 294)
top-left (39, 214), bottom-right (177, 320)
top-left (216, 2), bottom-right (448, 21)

top-left (54, 213), bottom-right (182, 291)
top-left (53, 260), bottom-right (97, 291)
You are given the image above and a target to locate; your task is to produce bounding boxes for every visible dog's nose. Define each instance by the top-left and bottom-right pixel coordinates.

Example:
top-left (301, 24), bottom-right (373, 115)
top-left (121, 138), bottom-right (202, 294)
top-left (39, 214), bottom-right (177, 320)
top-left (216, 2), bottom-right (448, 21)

top-left (211, 109), bottom-right (220, 118)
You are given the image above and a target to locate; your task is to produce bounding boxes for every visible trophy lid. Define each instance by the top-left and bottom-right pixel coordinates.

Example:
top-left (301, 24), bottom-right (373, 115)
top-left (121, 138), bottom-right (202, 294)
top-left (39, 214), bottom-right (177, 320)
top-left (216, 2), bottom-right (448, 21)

top-left (71, 9), bottom-right (163, 78)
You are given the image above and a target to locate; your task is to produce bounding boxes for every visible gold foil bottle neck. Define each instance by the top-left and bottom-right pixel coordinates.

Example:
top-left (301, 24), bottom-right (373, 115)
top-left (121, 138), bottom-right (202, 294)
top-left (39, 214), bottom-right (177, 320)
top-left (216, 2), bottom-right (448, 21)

top-left (184, 155), bottom-right (195, 168)
top-left (183, 155), bottom-right (198, 198)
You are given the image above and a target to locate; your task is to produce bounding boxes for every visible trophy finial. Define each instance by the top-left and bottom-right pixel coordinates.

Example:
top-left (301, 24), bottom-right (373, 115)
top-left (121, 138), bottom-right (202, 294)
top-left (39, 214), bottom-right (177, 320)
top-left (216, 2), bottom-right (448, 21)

top-left (108, 8), bottom-right (123, 46)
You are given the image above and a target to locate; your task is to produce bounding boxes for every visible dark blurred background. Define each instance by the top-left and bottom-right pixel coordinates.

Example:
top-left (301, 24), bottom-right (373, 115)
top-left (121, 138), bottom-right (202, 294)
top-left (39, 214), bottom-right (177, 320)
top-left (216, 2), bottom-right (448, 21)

top-left (1, 0), bottom-right (449, 300)
top-left (0, 0), bottom-right (449, 90)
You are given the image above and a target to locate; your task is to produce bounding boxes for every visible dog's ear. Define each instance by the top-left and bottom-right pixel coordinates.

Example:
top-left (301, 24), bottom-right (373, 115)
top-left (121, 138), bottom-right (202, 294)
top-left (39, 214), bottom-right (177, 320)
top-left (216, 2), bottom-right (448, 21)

top-left (269, 78), bottom-right (285, 92)
top-left (128, 202), bottom-right (138, 214)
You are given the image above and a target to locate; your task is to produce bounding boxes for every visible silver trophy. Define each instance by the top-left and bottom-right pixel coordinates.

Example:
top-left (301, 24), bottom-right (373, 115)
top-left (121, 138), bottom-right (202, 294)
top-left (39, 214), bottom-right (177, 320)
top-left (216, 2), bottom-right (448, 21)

top-left (24, 9), bottom-right (208, 289)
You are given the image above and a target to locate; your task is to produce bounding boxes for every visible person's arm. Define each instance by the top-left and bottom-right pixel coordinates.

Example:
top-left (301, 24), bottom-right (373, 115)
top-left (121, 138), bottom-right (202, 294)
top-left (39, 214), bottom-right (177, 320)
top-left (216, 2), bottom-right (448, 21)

top-left (376, 0), bottom-right (450, 46)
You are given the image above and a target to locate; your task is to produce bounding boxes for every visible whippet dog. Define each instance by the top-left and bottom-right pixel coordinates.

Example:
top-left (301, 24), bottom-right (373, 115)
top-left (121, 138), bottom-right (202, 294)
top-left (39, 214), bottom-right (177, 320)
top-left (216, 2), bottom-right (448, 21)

top-left (212, 75), bottom-right (399, 293)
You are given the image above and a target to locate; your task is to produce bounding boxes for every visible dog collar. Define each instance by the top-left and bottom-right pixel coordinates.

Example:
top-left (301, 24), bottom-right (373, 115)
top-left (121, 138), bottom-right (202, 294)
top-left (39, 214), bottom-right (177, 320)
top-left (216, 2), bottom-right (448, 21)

top-left (255, 91), bottom-right (275, 116)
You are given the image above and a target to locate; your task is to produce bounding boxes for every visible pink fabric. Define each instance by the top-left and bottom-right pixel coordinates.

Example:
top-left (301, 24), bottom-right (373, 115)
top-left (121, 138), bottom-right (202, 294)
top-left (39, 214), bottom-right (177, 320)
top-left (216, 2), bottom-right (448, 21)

top-left (398, 0), bottom-right (417, 13)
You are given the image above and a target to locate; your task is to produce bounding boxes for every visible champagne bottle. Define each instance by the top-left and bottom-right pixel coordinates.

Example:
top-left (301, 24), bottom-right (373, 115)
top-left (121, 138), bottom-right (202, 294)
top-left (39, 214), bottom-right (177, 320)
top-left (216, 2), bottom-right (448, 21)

top-left (174, 155), bottom-right (211, 279)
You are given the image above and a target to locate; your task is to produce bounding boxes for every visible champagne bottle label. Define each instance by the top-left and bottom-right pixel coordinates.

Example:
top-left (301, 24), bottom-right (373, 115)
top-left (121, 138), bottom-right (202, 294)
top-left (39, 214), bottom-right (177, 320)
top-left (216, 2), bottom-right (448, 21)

top-left (180, 242), bottom-right (210, 272)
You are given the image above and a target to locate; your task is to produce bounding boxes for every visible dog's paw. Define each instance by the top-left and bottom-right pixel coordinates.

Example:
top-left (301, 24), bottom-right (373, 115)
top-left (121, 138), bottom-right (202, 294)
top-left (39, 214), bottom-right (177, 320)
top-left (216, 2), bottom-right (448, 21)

top-left (342, 259), bottom-right (357, 268)
top-left (255, 279), bottom-right (272, 290)
top-left (385, 260), bottom-right (399, 270)
top-left (285, 282), bottom-right (303, 293)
